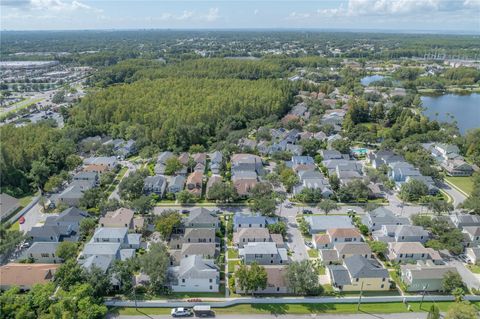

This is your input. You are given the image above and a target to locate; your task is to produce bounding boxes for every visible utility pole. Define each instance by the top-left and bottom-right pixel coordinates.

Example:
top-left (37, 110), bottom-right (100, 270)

top-left (420, 284), bottom-right (428, 309)
top-left (357, 281), bottom-right (364, 311)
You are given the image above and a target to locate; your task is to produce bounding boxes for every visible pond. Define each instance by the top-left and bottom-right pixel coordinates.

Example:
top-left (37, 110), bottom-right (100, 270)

top-left (421, 93), bottom-right (480, 135)
top-left (361, 75), bottom-right (385, 86)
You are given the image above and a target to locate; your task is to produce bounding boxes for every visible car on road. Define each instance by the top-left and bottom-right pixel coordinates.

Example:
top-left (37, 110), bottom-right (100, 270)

top-left (19, 216), bottom-right (26, 224)
top-left (171, 307), bottom-right (193, 317)
top-left (305, 241), bottom-right (313, 248)
top-left (181, 209), bottom-right (190, 214)
top-left (284, 202), bottom-right (292, 208)
top-left (458, 254), bottom-right (470, 263)
top-left (303, 209), bottom-right (313, 214)
top-left (193, 305), bottom-right (215, 317)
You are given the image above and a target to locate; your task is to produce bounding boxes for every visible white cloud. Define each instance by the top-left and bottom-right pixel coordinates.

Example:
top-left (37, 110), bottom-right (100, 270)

top-left (287, 11), bottom-right (311, 20)
top-left (2, 0), bottom-right (102, 13)
top-left (253, 9), bottom-right (259, 16)
top-left (205, 7), bottom-right (219, 22)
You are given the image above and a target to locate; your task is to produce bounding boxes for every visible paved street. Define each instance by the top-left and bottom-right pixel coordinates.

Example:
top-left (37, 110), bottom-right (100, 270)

top-left (440, 181), bottom-right (467, 207)
top-left (110, 313), bottom-right (429, 319)
top-left (109, 161), bottom-right (139, 201)
top-left (19, 203), bottom-right (47, 233)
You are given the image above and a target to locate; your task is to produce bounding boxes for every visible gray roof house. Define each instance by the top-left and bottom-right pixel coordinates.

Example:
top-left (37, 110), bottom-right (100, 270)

top-left (233, 213), bottom-right (278, 231)
top-left (209, 151), bottom-right (223, 165)
top-left (291, 156), bottom-right (314, 166)
top-left (169, 228), bottom-right (217, 249)
top-left (233, 227), bottom-right (271, 248)
top-left (305, 216), bottom-right (354, 234)
top-left (91, 227), bottom-right (141, 249)
top-left (388, 242), bottom-right (442, 264)
top-left (328, 255), bottom-right (389, 291)
top-left (362, 207), bottom-right (410, 231)
top-left (168, 175), bottom-right (186, 194)
top-left (450, 213), bottom-right (480, 229)
top-left (0, 193), bottom-right (20, 221)
top-left (401, 261), bottom-right (458, 292)
top-left (44, 207), bottom-right (89, 233)
top-left (57, 184), bottom-right (85, 207)
top-left (239, 242), bottom-right (288, 265)
top-left (72, 171), bottom-right (99, 187)
top-left (155, 151), bottom-right (174, 174)
top-left (143, 175), bottom-right (167, 196)
top-left (185, 208), bottom-right (219, 228)
top-left (22, 242), bottom-right (62, 263)
top-left (320, 150), bottom-right (347, 160)
top-left (170, 255), bottom-right (219, 292)
top-left (83, 156), bottom-right (118, 168)
top-left (373, 225), bottom-right (429, 243)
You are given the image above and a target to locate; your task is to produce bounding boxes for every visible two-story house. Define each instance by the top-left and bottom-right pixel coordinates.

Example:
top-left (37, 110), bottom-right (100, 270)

top-left (239, 242), bottom-right (288, 265)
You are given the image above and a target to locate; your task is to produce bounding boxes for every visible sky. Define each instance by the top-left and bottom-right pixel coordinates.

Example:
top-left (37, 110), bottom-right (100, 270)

top-left (1, 0), bottom-right (479, 33)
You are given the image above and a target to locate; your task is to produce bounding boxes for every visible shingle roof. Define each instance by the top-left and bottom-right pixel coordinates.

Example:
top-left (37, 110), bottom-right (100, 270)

top-left (177, 255), bottom-right (218, 279)
top-left (240, 242), bottom-right (279, 254)
top-left (327, 228), bottom-right (362, 239)
top-left (93, 227), bottom-right (128, 240)
top-left (328, 264), bottom-right (351, 285)
top-left (83, 242), bottom-right (121, 256)
top-left (344, 255), bottom-right (388, 278)
top-left (335, 242), bottom-right (371, 255)
top-left (181, 243), bottom-right (217, 257)
top-left (24, 242), bottom-right (60, 255)
top-left (0, 263), bottom-right (60, 287)
top-left (81, 255), bottom-right (113, 273)
top-left (187, 208), bottom-right (219, 225)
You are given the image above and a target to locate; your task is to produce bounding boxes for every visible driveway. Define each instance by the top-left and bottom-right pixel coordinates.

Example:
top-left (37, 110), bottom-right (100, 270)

top-left (19, 203), bottom-right (47, 233)
top-left (109, 161), bottom-right (139, 201)
top-left (278, 203), bottom-right (308, 262)
top-left (446, 260), bottom-right (480, 290)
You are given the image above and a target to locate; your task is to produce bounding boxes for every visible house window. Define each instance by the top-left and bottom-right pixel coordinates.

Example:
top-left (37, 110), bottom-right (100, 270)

top-left (239, 224), bottom-right (241, 228)
top-left (210, 286), bottom-right (213, 290)
top-left (182, 279), bottom-right (185, 283)
top-left (271, 260), bottom-right (273, 264)
top-left (381, 284), bottom-right (384, 288)
top-left (334, 238), bottom-right (338, 242)
top-left (382, 278), bottom-right (386, 282)
top-left (209, 279), bottom-right (212, 283)
top-left (356, 278), bottom-right (359, 282)
top-left (249, 224), bottom-right (252, 227)
top-left (41, 253), bottom-right (49, 257)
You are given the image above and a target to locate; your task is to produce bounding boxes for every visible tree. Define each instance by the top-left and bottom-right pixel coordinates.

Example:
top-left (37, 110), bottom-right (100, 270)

top-left (0, 225), bottom-right (25, 256)
top-left (235, 262), bottom-right (268, 295)
top-left (79, 217), bottom-right (97, 238)
top-left (176, 190), bottom-right (197, 204)
top-left (119, 169), bottom-right (148, 201)
top-left (329, 173), bottom-right (340, 191)
top-left (164, 157), bottom-right (183, 175)
top-left (428, 199), bottom-right (454, 215)
top-left (445, 301), bottom-right (478, 319)
top-left (44, 174), bottom-right (65, 193)
top-left (207, 181), bottom-right (238, 202)
top-left (286, 260), bottom-right (322, 295)
top-left (442, 271), bottom-right (465, 294)
top-left (131, 195), bottom-right (153, 216)
top-left (427, 304), bottom-right (440, 319)
top-left (368, 241), bottom-right (388, 256)
top-left (249, 182), bottom-right (277, 216)
top-left (54, 259), bottom-right (86, 290)
top-left (318, 199), bottom-right (338, 215)
top-left (331, 139), bottom-right (351, 154)
top-left (79, 188), bottom-right (104, 209)
top-left (111, 258), bottom-right (139, 294)
top-left (50, 283), bottom-right (108, 319)
top-left (301, 139), bottom-right (322, 157)
top-left (29, 160), bottom-right (50, 192)
top-left (65, 154), bottom-right (83, 170)
top-left (295, 188), bottom-right (323, 203)
top-left (84, 266), bottom-right (112, 298)
top-left (399, 179), bottom-right (428, 202)
top-left (155, 210), bottom-right (182, 240)
top-left (279, 167), bottom-right (299, 192)
top-left (56, 241), bottom-right (78, 261)
top-left (140, 243), bottom-right (170, 292)
top-left (267, 221), bottom-right (287, 238)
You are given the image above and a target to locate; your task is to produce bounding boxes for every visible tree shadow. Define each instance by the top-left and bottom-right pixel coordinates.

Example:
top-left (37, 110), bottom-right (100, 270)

top-left (251, 303), bottom-right (289, 315)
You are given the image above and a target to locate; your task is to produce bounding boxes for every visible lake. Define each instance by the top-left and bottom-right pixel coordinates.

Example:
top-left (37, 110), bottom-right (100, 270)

top-left (421, 93), bottom-right (480, 135)
top-left (361, 75), bottom-right (385, 86)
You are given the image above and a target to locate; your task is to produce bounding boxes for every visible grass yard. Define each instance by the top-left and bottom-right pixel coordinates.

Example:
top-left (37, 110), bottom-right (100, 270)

top-left (389, 270), bottom-right (408, 293)
top-left (317, 265), bottom-right (326, 275)
top-left (228, 248), bottom-right (239, 259)
top-left (7, 220), bottom-right (20, 231)
top-left (228, 260), bottom-right (240, 273)
top-left (445, 176), bottom-right (474, 196)
top-left (113, 301), bottom-right (479, 316)
top-left (308, 249), bottom-right (319, 258)
top-left (468, 264), bottom-right (480, 274)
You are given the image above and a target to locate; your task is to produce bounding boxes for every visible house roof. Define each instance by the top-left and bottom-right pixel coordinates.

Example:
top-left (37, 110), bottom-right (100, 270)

top-left (184, 228), bottom-right (216, 240)
top-left (329, 264), bottom-right (351, 285)
top-left (401, 264), bottom-right (457, 280)
top-left (169, 175), bottom-right (186, 188)
top-left (0, 263), bottom-right (60, 287)
top-left (264, 266), bottom-right (287, 288)
top-left (0, 193), bottom-right (19, 217)
top-left (305, 216), bottom-right (354, 231)
top-left (24, 242), bottom-right (60, 255)
top-left (463, 226), bottom-right (480, 237)
top-left (177, 255), bottom-right (218, 279)
top-left (51, 207), bottom-right (89, 224)
top-left (144, 175), bottom-right (166, 188)
top-left (314, 234), bottom-right (331, 245)
top-left (234, 213), bottom-right (270, 226)
top-left (83, 242), bottom-right (121, 256)
top-left (233, 179), bottom-right (258, 195)
top-left (389, 242), bottom-right (429, 254)
top-left (99, 208), bottom-right (134, 227)
top-left (335, 242), bottom-right (371, 255)
top-left (234, 228), bottom-right (270, 243)
top-left (327, 228), bottom-right (362, 239)
top-left (394, 225), bottom-right (429, 237)
top-left (344, 255), bottom-right (388, 278)
top-left (81, 255), bottom-right (113, 273)
top-left (157, 151), bottom-right (174, 163)
top-left (181, 243), bottom-right (217, 257)
top-left (187, 171), bottom-right (203, 184)
top-left (240, 242), bottom-right (280, 254)
top-left (187, 208), bottom-right (219, 225)
top-left (209, 151), bottom-right (223, 163)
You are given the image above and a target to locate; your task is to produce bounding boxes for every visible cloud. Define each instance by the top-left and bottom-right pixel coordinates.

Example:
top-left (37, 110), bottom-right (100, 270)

top-left (253, 9), bottom-right (259, 15)
top-left (1, 0), bottom-right (102, 13)
top-left (205, 7), bottom-right (219, 22)
top-left (287, 11), bottom-right (311, 20)
top-left (153, 8), bottom-right (220, 23)
top-left (1, 0), bottom-right (30, 6)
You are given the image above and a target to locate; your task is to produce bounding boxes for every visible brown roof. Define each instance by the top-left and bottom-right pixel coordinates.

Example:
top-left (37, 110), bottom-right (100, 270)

top-left (234, 179), bottom-right (258, 196)
top-left (178, 152), bottom-right (190, 165)
top-left (314, 234), bottom-right (331, 245)
top-left (0, 263), bottom-right (60, 288)
top-left (327, 228), bottom-right (362, 239)
top-left (187, 171), bottom-right (203, 185)
top-left (270, 234), bottom-right (285, 247)
top-left (292, 164), bottom-right (316, 173)
top-left (264, 266), bottom-right (287, 288)
top-left (83, 164), bottom-right (108, 173)
top-left (231, 153), bottom-right (262, 165)
top-left (234, 227), bottom-right (270, 243)
top-left (100, 207), bottom-right (134, 227)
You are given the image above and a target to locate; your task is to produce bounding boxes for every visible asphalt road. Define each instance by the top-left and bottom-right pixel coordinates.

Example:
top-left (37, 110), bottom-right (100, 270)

top-left (109, 161), bottom-right (139, 201)
top-left (110, 312), bottom-right (429, 319)
top-left (446, 259), bottom-right (480, 290)
top-left (19, 203), bottom-right (47, 233)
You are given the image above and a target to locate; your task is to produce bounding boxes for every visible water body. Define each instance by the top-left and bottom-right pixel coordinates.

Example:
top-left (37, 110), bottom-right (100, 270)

top-left (421, 93), bottom-right (480, 135)
top-left (361, 75), bottom-right (385, 86)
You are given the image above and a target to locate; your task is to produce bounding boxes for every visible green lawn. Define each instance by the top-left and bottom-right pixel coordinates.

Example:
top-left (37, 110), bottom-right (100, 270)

top-left (317, 265), bottom-right (326, 275)
top-left (228, 248), bottom-right (239, 259)
top-left (228, 260), bottom-right (240, 273)
top-left (18, 194), bottom-right (35, 208)
top-left (445, 176), bottom-right (474, 196)
top-left (468, 264), bottom-right (480, 274)
top-left (308, 249), bottom-right (319, 258)
top-left (389, 270), bottom-right (407, 293)
top-left (113, 301), bottom-right (479, 316)
top-left (7, 220), bottom-right (20, 231)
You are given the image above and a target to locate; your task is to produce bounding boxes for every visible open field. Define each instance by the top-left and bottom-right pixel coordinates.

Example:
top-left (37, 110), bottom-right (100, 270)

top-left (445, 176), bottom-right (474, 196)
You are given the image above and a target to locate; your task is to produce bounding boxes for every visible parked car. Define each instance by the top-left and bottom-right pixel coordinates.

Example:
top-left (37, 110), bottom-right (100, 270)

top-left (305, 241), bottom-right (313, 248)
top-left (284, 202), bottom-right (292, 208)
top-left (193, 305), bottom-right (215, 317)
top-left (181, 209), bottom-right (190, 214)
top-left (303, 209), bottom-right (313, 214)
top-left (171, 308), bottom-right (193, 317)
top-left (458, 254), bottom-right (469, 263)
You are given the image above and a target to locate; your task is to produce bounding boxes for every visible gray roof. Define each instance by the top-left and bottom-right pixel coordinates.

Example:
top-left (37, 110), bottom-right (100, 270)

top-left (84, 156), bottom-right (117, 166)
top-left (402, 264), bottom-right (457, 280)
top-left (83, 242), bottom-right (121, 256)
top-left (50, 207), bottom-right (89, 224)
top-left (81, 255), bottom-right (113, 273)
top-left (184, 228), bottom-right (216, 240)
top-left (177, 255), bottom-right (218, 279)
top-left (335, 242), bottom-right (371, 255)
top-left (58, 185), bottom-right (84, 199)
top-left (344, 255), bottom-right (388, 278)
top-left (157, 151), bottom-right (174, 163)
top-left (92, 227), bottom-right (128, 240)
top-left (395, 225), bottom-right (429, 237)
top-left (305, 216), bottom-right (354, 231)
top-left (24, 242), bottom-right (60, 255)
top-left (169, 175), bottom-right (186, 189)
top-left (329, 265), bottom-right (351, 285)
top-left (73, 171), bottom-right (98, 180)
top-left (187, 208), bottom-right (219, 225)
top-left (28, 224), bottom-right (71, 240)
top-left (119, 249), bottom-right (136, 261)
top-left (0, 193), bottom-right (19, 217)
top-left (240, 242), bottom-right (279, 254)
top-left (181, 243), bottom-right (217, 257)
top-left (209, 151), bottom-right (223, 164)
top-left (144, 175), bottom-right (166, 188)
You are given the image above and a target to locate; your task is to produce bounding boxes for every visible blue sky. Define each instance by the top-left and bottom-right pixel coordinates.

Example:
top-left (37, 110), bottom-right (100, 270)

top-left (1, 0), bottom-right (479, 33)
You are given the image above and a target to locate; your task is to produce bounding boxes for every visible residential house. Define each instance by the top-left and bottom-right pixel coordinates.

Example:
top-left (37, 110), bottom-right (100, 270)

top-left (462, 226), bottom-right (480, 247)
top-left (304, 216), bottom-right (354, 234)
top-left (170, 255), bottom-right (219, 292)
top-left (0, 193), bottom-right (20, 221)
top-left (170, 228), bottom-right (217, 249)
top-left (57, 184), bottom-right (85, 207)
top-left (83, 164), bottom-right (109, 175)
top-left (442, 159), bottom-right (474, 177)
top-left (405, 175), bottom-right (438, 194)
top-left (328, 255), bottom-right (389, 291)
top-left (401, 261), bottom-right (458, 292)
top-left (293, 170), bottom-right (333, 198)
top-left (233, 177), bottom-right (258, 197)
top-left (99, 208), bottom-right (134, 229)
top-left (143, 175), bottom-right (167, 197)
top-left (451, 213), bottom-right (480, 229)
top-left (83, 156), bottom-right (118, 169)
top-left (466, 247), bottom-right (480, 264)
top-left (103, 139), bottom-right (136, 159)
top-left (231, 153), bottom-right (264, 176)
top-left (320, 150), bottom-right (346, 160)
top-left (387, 242), bottom-right (442, 264)
top-left (73, 171), bottom-right (99, 187)
top-left (155, 151), bottom-right (174, 174)
top-left (22, 242), bottom-right (62, 263)
top-left (0, 263), bottom-right (60, 290)
top-left (313, 228), bottom-right (363, 249)
top-left (90, 227), bottom-right (141, 249)
top-left (185, 208), bottom-right (219, 228)
top-left (236, 265), bottom-right (289, 294)
top-left (206, 175), bottom-right (222, 199)
top-left (373, 225), bottom-right (429, 243)
top-left (362, 207), bottom-right (410, 232)
top-left (234, 228), bottom-right (271, 248)
top-left (168, 175), bottom-right (186, 194)
top-left (186, 171), bottom-right (203, 197)
top-left (239, 242), bottom-right (288, 265)
top-left (320, 242), bottom-right (372, 265)
top-left (209, 151), bottom-right (223, 167)
top-left (233, 213), bottom-right (278, 231)
top-left (291, 156), bottom-right (314, 166)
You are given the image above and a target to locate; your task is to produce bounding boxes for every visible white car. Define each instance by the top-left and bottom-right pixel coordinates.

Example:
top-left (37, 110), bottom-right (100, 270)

top-left (171, 308), bottom-right (193, 317)
top-left (284, 202), bottom-right (293, 208)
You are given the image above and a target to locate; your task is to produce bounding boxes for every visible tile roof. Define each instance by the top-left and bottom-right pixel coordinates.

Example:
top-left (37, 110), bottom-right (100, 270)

top-left (0, 263), bottom-right (60, 287)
